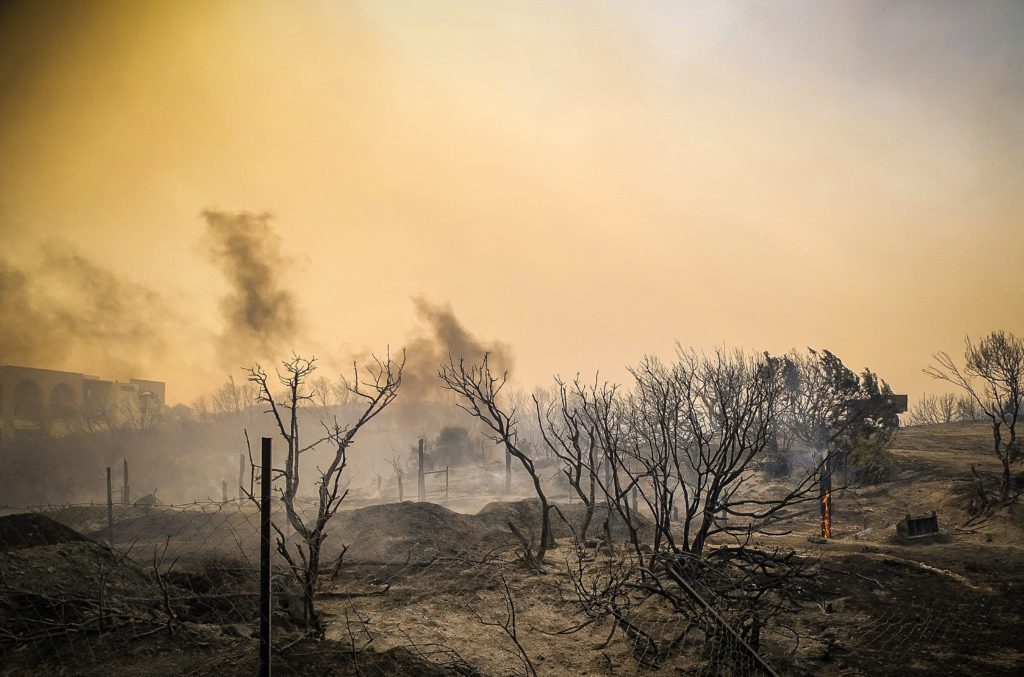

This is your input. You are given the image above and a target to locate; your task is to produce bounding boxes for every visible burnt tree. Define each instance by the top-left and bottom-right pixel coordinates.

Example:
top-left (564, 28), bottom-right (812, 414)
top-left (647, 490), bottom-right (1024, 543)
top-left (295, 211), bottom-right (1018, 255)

top-left (246, 351), bottom-right (403, 635)
top-left (563, 347), bottom-right (824, 670)
top-left (926, 330), bottom-right (1024, 502)
top-left (439, 353), bottom-right (554, 566)
top-left (534, 377), bottom-right (604, 542)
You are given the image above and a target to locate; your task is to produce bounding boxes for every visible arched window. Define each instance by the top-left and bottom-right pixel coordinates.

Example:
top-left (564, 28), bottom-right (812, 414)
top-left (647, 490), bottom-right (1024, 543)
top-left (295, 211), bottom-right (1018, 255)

top-left (50, 383), bottom-right (77, 419)
top-left (14, 380), bottom-right (43, 420)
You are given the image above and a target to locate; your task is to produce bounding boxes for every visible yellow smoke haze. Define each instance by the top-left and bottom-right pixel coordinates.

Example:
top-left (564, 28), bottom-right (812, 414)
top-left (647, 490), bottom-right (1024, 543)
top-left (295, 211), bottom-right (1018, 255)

top-left (1, 0), bottom-right (1022, 403)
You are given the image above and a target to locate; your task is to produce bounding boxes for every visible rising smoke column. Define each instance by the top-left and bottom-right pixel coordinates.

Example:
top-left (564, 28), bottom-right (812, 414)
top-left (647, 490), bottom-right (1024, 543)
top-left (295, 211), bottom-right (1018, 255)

top-left (202, 210), bottom-right (299, 367)
top-left (402, 296), bottom-right (514, 400)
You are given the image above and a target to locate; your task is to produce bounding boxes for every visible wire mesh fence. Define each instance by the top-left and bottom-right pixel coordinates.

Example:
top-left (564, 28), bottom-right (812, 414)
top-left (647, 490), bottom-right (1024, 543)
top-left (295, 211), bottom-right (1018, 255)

top-left (1, 501), bottom-right (258, 674)
top-left (1, 494), bottom-right (1020, 675)
top-left (0, 497), bottom-right (533, 675)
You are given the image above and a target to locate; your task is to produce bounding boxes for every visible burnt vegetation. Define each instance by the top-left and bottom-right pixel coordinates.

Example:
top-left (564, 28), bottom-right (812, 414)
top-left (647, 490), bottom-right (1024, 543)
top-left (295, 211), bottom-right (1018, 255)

top-left (2, 334), bottom-right (1023, 675)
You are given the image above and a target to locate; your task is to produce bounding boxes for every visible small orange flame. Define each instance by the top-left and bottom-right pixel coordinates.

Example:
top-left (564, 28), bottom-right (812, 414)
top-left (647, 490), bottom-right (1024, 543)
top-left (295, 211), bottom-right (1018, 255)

top-left (821, 489), bottom-right (832, 539)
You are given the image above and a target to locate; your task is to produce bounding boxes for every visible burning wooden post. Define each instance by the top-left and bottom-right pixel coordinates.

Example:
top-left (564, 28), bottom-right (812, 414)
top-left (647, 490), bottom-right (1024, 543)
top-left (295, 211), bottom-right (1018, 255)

top-left (818, 394), bottom-right (907, 538)
top-left (819, 466), bottom-right (833, 539)
top-left (818, 446), bottom-right (839, 539)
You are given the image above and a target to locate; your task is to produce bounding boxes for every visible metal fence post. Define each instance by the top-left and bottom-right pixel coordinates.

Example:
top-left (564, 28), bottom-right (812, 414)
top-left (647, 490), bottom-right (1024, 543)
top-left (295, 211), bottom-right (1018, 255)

top-left (505, 449), bottom-right (511, 494)
top-left (417, 438), bottom-right (425, 502)
top-left (106, 467), bottom-right (113, 544)
top-left (260, 437), bottom-right (272, 677)
top-left (238, 453), bottom-right (246, 502)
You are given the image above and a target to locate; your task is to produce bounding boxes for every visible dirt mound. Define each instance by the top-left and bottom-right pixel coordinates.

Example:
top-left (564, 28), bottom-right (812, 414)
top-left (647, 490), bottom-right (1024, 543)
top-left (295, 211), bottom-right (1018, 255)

top-left (316, 499), bottom-right (578, 563)
top-left (343, 502), bottom-right (477, 542)
top-left (477, 497), bottom-right (545, 524)
top-left (323, 501), bottom-right (486, 563)
top-left (321, 498), bottom-right (651, 564)
top-left (0, 513), bottom-right (91, 550)
top-left (0, 538), bottom-right (164, 653)
top-left (0, 540), bottom-right (158, 607)
top-left (478, 497), bottom-right (580, 539)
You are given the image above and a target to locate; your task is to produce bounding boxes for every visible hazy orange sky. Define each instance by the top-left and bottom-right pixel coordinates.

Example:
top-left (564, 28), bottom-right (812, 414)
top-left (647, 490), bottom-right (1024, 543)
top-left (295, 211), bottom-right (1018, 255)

top-left (1, 0), bottom-right (1022, 404)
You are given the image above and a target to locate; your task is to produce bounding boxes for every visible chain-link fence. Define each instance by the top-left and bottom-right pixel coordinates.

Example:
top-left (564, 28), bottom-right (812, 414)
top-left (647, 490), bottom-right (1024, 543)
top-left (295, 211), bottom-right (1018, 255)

top-left (2, 491), bottom-right (1021, 675)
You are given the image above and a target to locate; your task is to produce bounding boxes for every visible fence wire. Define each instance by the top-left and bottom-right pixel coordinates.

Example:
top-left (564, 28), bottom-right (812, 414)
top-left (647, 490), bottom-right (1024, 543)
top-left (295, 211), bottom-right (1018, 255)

top-left (0, 499), bottom-right (1018, 676)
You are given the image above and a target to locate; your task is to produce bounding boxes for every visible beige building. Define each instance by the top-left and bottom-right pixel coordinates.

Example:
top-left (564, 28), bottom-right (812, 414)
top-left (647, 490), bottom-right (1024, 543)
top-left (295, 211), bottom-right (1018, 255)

top-left (0, 365), bottom-right (165, 432)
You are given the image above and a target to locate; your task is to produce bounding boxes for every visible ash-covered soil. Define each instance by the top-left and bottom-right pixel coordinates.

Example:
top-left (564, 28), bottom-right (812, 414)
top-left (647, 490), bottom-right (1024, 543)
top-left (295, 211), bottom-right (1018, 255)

top-left (2, 422), bottom-right (1023, 675)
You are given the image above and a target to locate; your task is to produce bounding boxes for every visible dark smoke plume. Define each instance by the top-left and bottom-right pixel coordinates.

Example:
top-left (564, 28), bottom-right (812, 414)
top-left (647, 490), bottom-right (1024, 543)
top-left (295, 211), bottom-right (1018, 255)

top-left (0, 244), bottom-right (176, 377)
top-left (202, 210), bottom-right (299, 367)
top-left (403, 296), bottom-right (514, 400)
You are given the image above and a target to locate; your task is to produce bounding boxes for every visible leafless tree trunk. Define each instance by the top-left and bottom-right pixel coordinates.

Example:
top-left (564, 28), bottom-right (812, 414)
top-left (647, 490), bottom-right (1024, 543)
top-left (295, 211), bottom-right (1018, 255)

top-left (561, 347), bottom-right (824, 670)
top-left (535, 376), bottom-right (602, 541)
top-left (926, 330), bottom-right (1024, 502)
top-left (246, 350), bottom-right (404, 635)
top-left (624, 348), bottom-right (823, 556)
top-left (907, 392), bottom-right (969, 425)
top-left (439, 353), bottom-right (554, 565)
